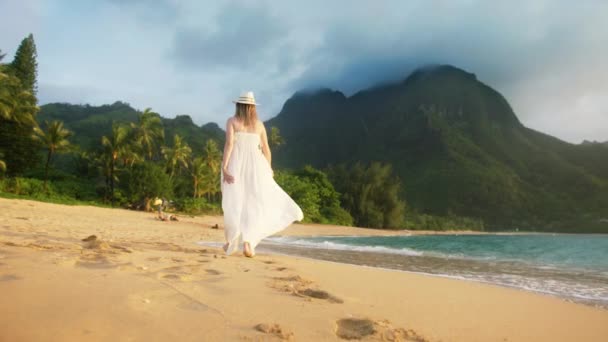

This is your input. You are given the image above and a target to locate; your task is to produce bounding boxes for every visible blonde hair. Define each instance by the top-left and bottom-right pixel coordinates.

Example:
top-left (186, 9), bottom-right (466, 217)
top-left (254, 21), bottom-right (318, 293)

top-left (235, 103), bottom-right (258, 127)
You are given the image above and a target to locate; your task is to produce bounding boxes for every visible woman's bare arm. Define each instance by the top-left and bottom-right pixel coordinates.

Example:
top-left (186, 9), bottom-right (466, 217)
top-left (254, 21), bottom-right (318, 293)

top-left (222, 118), bottom-right (235, 183)
top-left (260, 122), bottom-right (272, 168)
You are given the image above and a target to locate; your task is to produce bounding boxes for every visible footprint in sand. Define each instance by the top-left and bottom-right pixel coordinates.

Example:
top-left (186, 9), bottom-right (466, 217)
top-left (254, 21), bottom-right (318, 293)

top-left (161, 274), bottom-right (183, 280)
top-left (80, 236), bottom-right (132, 254)
top-left (152, 264), bottom-right (216, 282)
top-left (254, 323), bottom-right (294, 341)
top-left (270, 275), bottom-right (343, 303)
top-left (335, 318), bottom-right (375, 340)
top-left (77, 254), bottom-right (119, 269)
top-left (0, 274), bottom-right (20, 281)
top-left (296, 288), bottom-right (343, 303)
top-left (335, 318), bottom-right (428, 342)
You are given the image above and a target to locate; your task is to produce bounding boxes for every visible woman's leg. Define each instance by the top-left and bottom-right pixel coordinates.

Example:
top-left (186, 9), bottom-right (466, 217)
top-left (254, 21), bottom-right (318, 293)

top-left (243, 241), bottom-right (253, 257)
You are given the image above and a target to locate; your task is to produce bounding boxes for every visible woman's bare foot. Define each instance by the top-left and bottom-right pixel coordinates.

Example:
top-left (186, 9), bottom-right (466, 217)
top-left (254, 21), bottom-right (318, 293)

top-left (243, 242), bottom-right (254, 258)
top-left (222, 243), bottom-right (229, 253)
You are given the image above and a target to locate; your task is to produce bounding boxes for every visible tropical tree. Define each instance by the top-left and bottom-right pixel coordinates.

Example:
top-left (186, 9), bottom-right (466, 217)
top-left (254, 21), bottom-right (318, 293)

top-left (123, 161), bottom-right (172, 211)
top-left (130, 108), bottom-right (164, 160)
top-left (268, 126), bottom-right (285, 149)
top-left (0, 71), bottom-right (37, 125)
top-left (10, 34), bottom-right (38, 95)
top-left (101, 123), bottom-right (130, 205)
top-left (33, 120), bottom-right (72, 189)
top-left (190, 156), bottom-right (206, 198)
top-left (328, 162), bottom-right (406, 229)
top-left (0, 34), bottom-right (38, 125)
top-left (0, 49), bottom-right (37, 126)
top-left (202, 139), bottom-right (222, 200)
top-left (0, 54), bottom-right (9, 174)
top-left (162, 134), bottom-right (191, 179)
top-left (202, 139), bottom-right (221, 171)
top-left (119, 142), bottom-right (144, 168)
top-left (0, 41), bottom-right (39, 176)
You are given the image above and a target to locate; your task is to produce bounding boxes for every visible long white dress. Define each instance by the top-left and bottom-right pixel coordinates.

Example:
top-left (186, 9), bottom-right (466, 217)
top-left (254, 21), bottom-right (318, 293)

top-left (221, 131), bottom-right (303, 255)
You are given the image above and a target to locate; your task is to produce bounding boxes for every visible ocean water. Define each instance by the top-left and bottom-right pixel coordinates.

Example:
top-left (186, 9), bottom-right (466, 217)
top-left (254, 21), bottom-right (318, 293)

top-left (259, 234), bottom-right (608, 309)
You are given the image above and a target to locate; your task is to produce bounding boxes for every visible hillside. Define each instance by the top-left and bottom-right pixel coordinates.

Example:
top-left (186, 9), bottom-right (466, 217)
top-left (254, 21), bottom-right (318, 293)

top-left (38, 102), bottom-right (225, 154)
top-left (267, 65), bottom-right (608, 231)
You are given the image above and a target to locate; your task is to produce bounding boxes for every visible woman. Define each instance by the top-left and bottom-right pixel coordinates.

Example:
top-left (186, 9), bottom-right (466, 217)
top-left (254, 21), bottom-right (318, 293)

top-left (221, 91), bottom-right (303, 257)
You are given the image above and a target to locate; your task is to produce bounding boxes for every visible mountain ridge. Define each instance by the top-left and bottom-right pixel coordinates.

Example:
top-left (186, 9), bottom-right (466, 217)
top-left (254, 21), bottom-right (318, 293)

top-left (267, 65), bottom-right (608, 231)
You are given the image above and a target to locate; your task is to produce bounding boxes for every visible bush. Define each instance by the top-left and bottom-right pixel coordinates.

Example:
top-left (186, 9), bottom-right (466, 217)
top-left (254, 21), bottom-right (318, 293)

top-left (121, 162), bottom-right (172, 209)
top-left (328, 162), bottom-right (406, 229)
top-left (2, 177), bottom-right (46, 196)
top-left (51, 179), bottom-right (98, 201)
top-left (402, 212), bottom-right (485, 231)
top-left (275, 166), bottom-right (354, 226)
top-left (0, 176), bottom-right (103, 205)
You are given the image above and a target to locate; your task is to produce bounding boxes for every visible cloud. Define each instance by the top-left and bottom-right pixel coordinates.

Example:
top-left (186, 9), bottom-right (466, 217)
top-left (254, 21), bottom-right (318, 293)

top-left (171, 3), bottom-right (287, 71)
top-left (102, 0), bottom-right (179, 25)
top-left (283, 1), bottom-right (608, 142)
top-left (3, 0), bottom-right (607, 143)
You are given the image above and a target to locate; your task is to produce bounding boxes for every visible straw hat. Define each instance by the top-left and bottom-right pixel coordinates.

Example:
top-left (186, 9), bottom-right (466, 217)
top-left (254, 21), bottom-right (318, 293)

top-left (233, 91), bottom-right (259, 106)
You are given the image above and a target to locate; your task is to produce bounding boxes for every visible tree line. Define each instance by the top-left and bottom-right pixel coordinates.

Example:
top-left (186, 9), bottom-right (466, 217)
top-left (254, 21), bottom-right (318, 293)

top-left (0, 35), bottom-right (223, 213)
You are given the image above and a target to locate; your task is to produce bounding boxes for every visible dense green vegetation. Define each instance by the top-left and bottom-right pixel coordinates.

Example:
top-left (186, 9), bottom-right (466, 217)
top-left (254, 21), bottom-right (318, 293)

top-left (327, 162), bottom-right (405, 229)
top-left (2, 35), bottom-right (606, 232)
top-left (275, 166), bottom-right (353, 226)
top-left (0, 35), bottom-right (40, 176)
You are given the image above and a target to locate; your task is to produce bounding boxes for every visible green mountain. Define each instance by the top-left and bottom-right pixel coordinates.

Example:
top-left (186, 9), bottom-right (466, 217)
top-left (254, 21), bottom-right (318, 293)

top-left (38, 102), bottom-right (225, 154)
top-left (267, 65), bottom-right (608, 232)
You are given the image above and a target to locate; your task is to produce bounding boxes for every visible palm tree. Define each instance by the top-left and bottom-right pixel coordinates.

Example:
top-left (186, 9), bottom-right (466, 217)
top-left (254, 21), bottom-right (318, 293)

top-left (120, 143), bottom-right (143, 168)
top-left (101, 123), bottom-right (130, 205)
top-left (162, 134), bottom-right (191, 179)
top-left (95, 152), bottom-right (114, 202)
top-left (131, 108), bottom-right (164, 160)
top-left (202, 139), bottom-right (221, 200)
top-left (0, 67), bottom-right (37, 126)
top-left (190, 156), bottom-right (206, 198)
top-left (203, 139), bottom-right (221, 172)
top-left (33, 120), bottom-right (72, 189)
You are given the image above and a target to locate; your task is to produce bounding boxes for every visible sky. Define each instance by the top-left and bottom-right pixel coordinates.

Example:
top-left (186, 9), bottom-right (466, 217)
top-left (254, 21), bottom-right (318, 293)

top-left (1, 0), bottom-right (606, 143)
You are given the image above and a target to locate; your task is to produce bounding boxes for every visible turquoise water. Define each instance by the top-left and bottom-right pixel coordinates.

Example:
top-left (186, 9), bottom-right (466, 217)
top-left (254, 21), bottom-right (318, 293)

top-left (298, 234), bottom-right (608, 272)
top-left (261, 234), bottom-right (608, 308)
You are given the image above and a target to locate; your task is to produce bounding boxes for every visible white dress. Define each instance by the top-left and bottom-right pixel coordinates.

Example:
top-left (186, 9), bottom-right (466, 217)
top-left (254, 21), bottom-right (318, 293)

top-left (221, 131), bottom-right (303, 254)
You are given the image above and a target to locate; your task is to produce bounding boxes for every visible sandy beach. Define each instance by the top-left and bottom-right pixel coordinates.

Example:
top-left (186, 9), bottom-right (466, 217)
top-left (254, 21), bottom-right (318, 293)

top-left (1, 198), bottom-right (607, 341)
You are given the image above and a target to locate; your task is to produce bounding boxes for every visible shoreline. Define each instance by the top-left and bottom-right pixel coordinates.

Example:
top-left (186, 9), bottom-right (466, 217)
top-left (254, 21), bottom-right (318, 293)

top-left (2, 198), bottom-right (608, 341)
top-left (293, 255), bottom-right (608, 311)
top-left (252, 239), bottom-right (608, 310)
top-left (279, 221), bottom-right (608, 236)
